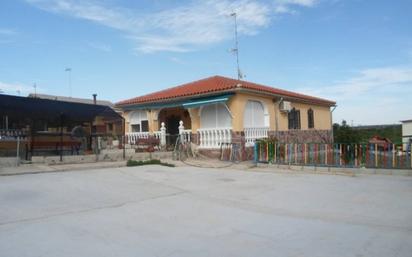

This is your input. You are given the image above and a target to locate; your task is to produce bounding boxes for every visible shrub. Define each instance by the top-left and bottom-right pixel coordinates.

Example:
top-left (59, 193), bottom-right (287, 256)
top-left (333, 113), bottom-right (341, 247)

top-left (126, 159), bottom-right (175, 167)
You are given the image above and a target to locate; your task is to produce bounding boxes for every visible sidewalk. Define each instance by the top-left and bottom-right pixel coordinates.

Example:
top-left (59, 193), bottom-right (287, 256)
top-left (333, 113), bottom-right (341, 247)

top-left (0, 158), bottom-right (189, 176)
top-left (0, 161), bottom-right (128, 176)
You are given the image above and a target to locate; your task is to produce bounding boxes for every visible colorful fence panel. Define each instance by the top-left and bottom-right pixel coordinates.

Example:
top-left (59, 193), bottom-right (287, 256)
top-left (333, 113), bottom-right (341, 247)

top-left (254, 141), bottom-right (412, 170)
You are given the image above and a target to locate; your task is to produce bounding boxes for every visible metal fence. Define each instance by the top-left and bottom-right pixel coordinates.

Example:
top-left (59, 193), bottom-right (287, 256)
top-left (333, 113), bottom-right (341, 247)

top-left (254, 141), bottom-right (412, 169)
top-left (0, 130), bottom-right (125, 160)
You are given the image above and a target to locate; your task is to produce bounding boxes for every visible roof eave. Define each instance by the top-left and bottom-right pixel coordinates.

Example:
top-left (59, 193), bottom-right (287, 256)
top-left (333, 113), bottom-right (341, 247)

top-left (115, 89), bottom-right (237, 109)
top-left (235, 88), bottom-right (336, 107)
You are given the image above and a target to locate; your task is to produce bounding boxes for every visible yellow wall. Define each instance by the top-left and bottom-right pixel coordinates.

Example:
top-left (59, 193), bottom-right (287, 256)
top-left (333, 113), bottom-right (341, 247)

top-left (276, 102), bottom-right (332, 131)
top-left (228, 92), bottom-right (332, 132)
top-left (121, 92), bottom-right (332, 133)
top-left (188, 108), bottom-right (200, 132)
top-left (227, 92), bottom-right (276, 131)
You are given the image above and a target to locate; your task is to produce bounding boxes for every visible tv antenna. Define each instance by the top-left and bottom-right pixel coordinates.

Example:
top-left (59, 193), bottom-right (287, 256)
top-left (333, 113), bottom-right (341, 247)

top-left (230, 12), bottom-right (244, 80)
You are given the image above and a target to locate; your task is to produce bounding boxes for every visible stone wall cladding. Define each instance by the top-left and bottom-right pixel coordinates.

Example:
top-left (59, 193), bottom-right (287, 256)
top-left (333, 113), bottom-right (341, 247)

top-left (268, 130), bottom-right (333, 143)
top-left (192, 130), bottom-right (332, 160)
top-left (198, 149), bottom-right (221, 159)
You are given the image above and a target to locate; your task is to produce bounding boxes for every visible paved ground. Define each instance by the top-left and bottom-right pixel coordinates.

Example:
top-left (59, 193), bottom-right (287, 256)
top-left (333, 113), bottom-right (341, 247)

top-left (0, 165), bottom-right (411, 257)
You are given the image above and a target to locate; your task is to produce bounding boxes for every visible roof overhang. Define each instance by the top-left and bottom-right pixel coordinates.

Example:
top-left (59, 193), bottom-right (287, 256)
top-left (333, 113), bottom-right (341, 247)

top-left (234, 87), bottom-right (336, 107)
top-left (120, 93), bottom-right (234, 111)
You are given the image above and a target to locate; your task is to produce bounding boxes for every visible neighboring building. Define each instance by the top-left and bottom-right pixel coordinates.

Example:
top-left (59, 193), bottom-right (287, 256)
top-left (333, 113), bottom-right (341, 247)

top-left (0, 94), bottom-right (124, 158)
top-left (28, 93), bottom-right (114, 107)
top-left (401, 119), bottom-right (412, 150)
top-left (116, 76), bottom-right (336, 154)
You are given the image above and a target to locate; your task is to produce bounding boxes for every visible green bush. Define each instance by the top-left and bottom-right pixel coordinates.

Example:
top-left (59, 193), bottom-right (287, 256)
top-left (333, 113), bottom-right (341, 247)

top-left (126, 159), bottom-right (175, 167)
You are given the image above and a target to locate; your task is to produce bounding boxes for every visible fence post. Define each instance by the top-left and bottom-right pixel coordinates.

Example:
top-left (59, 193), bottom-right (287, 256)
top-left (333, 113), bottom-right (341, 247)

top-left (254, 141), bottom-right (258, 163)
top-left (374, 144), bottom-right (378, 168)
top-left (160, 122), bottom-right (166, 148)
top-left (409, 143), bottom-right (412, 169)
top-left (16, 136), bottom-right (20, 166)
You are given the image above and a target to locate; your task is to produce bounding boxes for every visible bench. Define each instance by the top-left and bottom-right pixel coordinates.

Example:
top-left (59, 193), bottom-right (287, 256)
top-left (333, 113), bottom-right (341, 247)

top-left (135, 137), bottom-right (160, 152)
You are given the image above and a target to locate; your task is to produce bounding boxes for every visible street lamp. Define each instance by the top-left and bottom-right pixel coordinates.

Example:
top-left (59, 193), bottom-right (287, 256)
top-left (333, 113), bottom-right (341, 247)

top-left (65, 67), bottom-right (72, 97)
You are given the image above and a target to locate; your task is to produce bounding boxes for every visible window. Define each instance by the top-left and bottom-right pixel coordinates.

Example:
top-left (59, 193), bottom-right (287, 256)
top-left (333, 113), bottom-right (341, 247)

top-left (131, 124), bottom-right (140, 132)
top-left (244, 100), bottom-right (267, 128)
top-left (307, 108), bottom-right (314, 129)
top-left (107, 123), bottom-right (113, 131)
top-left (141, 120), bottom-right (149, 132)
top-left (288, 108), bottom-right (301, 130)
top-left (129, 110), bottom-right (149, 132)
top-left (200, 103), bottom-right (232, 128)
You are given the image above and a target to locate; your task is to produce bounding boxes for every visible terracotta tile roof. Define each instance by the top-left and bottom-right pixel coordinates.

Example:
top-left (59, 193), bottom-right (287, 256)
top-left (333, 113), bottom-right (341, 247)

top-left (116, 75), bottom-right (335, 106)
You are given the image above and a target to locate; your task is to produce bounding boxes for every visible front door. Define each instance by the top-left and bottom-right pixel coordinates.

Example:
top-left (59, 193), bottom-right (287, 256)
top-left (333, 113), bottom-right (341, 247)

top-left (166, 115), bottom-right (180, 135)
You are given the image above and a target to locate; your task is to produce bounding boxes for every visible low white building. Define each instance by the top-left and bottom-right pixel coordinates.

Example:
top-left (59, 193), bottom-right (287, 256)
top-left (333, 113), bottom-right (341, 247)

top-left (401, 119), bottom-right (412, 150)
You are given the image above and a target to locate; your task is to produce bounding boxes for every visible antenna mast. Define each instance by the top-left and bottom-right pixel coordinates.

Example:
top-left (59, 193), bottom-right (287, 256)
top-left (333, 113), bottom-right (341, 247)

top-left (231, 12), bottom-right (242, 80)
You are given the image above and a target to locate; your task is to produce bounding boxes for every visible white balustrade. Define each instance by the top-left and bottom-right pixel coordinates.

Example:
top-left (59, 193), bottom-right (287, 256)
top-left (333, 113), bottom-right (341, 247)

top-left (244, 127), bottom-right (269, 146)
top-left (126, 132), bottom-right (150, 144)
top-left (126, 122), bottom-right (167, 147)
top-left (198, 128), bottom-right (232, 148)
top-left (178, 120), bottom-right (192, 143)
top-left (153, 131), bottom-right (162, 140)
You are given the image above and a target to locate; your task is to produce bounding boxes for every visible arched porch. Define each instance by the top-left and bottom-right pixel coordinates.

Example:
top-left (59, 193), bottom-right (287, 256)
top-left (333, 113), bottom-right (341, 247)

top-left (158, 107), bottom-right (191, 136)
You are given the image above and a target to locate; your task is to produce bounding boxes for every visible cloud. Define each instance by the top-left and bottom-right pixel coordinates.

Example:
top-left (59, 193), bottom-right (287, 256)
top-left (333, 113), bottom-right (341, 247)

top-left (296, 66), bottom-right (412, 124)
top-left (274, 0), bottom-right (318, 14)
top-left (87, 42), bottom-right (112, 52)
top-left (0, 81), bottom-right (36, 95)
top-left (26, 0), bottom-right (317, 53)
top-left (0, 28), bottom-right (17, 35)
top-left (298, 67), bottom-right (412, 100)
top-left (0, 28), bottom-right (18, 44)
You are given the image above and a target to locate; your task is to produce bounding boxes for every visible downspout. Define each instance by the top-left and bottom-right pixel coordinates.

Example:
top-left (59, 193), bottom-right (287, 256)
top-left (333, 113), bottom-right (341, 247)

top-left (274, 97), bottom-right (284, 138)
top-left (330, 105), bottom-right (337, 143)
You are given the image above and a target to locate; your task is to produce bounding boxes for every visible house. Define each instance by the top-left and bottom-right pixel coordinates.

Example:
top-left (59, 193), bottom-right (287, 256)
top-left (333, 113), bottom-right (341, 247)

top-left (369, 135), bottom-right (392, 150)
top-left (401, 119), bottom-right (412, 151)
top-left (116, 76), bottom-right (336, 154)
top-left (0, 94), bottom-right (124, 158)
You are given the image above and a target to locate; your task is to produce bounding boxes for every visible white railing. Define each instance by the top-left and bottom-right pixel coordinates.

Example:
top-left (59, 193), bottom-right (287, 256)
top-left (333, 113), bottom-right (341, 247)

top-left (198, 128), bottom-right (232, 149)
top-left (244, 127), bottom-right (269, 146)
top-left (125, 122), bottom-right (167, 147)
top-left (126, 132), bottom-right (151, 144)
top-left (153, 131), bottom-right (162, 140)
top-left (180, 129), bottom-right (192, 143)
top-left (178, 121), bottom-right (192, 143)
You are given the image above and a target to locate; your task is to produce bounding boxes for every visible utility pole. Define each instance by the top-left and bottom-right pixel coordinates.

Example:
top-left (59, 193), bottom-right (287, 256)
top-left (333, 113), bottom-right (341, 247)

top-left (230, 12), bottom-right (243, 80)
top-left (33, 83), bottom-right (37, 97)
top-left (65, 67), bottom-right (72, 97)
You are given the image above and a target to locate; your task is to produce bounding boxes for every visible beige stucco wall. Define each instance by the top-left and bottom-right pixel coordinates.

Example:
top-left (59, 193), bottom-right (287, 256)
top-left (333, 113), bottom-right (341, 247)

top-left (120, 92), bottom-right (332, 134)
top-left (227, 92), bottom-right (332, 132)
top-left (188, 108), bottom-right (200, 132)
top-left (227, 92), bottom-right (276, 131)
top-left (276, 102), bottom-right (332, 131)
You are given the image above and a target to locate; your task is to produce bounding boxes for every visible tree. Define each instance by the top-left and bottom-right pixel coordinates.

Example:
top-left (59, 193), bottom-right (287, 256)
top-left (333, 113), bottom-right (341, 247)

top-left (333, 120), bottom-right (361, 143)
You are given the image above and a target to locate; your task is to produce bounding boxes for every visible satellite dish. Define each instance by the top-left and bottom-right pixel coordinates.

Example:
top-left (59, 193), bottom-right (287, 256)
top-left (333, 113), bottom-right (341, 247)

top-left (71, 126), bottom-right (87, 137)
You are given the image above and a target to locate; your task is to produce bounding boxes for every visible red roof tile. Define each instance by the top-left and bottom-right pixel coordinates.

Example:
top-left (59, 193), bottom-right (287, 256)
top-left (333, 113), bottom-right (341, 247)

top-left (116, 75), bottom-right (335, 106)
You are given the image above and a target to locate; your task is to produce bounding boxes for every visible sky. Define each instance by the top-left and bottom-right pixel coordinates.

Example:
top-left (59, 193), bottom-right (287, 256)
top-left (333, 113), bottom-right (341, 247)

top-left (0, 0), bottom-right (411, 125)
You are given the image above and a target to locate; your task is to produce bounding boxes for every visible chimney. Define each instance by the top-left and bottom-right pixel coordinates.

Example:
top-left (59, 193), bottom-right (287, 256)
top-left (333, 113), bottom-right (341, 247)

top-left (92, 94), bottom-right (97, 105)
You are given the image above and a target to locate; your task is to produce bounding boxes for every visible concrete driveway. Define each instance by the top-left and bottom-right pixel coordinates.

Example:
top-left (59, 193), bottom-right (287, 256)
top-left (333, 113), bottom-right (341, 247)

top-left (0, 166), bottom-right (411, 257)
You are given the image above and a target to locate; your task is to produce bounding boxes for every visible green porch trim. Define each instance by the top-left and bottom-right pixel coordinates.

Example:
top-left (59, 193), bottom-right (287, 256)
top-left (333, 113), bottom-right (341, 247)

top-left (122, 93), bottom-right (234, 111)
